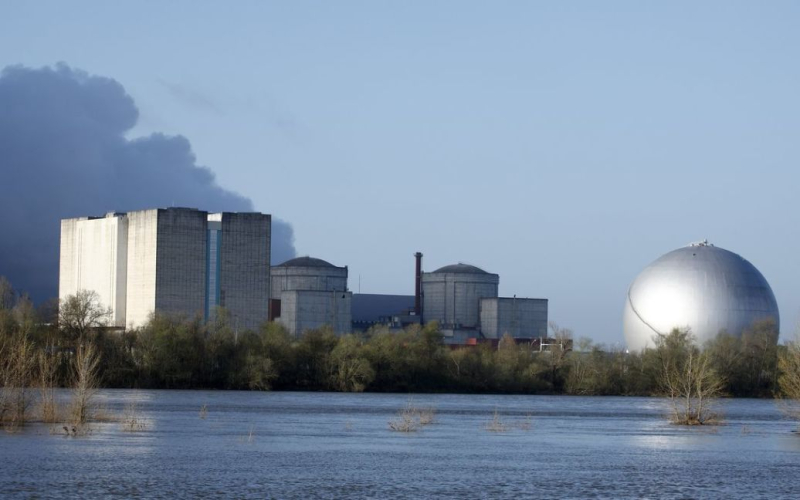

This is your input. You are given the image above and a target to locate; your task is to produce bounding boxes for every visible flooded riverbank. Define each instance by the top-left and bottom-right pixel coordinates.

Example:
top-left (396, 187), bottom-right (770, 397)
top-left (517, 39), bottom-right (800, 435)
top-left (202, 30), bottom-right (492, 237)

top-left (2, 391), bottom-right (799, 498)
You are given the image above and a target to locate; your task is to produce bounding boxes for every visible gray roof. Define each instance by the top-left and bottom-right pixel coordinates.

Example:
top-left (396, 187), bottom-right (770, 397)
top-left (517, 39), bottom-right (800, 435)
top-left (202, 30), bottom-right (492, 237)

top-left (432, 263), bottom-right (490, 274)
top-left (275, 256), bottom-right (336, 268)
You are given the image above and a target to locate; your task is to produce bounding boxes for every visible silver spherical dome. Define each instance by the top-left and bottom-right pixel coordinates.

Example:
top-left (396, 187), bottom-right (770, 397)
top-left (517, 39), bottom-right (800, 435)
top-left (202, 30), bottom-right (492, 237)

top-left (623, 242), bottom-right (779, 351)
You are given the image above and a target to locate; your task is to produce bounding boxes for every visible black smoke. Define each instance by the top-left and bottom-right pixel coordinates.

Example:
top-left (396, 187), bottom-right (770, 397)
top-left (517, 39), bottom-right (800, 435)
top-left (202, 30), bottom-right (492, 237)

top-left (0, 63), bottom-right (296, 301)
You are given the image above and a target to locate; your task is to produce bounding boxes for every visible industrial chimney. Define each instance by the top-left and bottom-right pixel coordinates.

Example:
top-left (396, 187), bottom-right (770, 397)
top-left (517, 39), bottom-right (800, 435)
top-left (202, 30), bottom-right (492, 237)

top-left (414, 252), bottom-right (423, 319)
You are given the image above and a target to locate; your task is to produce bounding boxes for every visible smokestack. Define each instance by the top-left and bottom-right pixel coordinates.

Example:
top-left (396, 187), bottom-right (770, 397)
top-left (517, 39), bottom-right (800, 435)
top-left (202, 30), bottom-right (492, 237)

top-left (415, 252), bottom-right (423, 318)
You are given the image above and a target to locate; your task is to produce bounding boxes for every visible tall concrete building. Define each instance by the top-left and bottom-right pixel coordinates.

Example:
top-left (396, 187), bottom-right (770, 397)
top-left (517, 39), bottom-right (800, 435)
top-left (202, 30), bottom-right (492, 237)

top-left (60, 208), bottom-right (271, 330)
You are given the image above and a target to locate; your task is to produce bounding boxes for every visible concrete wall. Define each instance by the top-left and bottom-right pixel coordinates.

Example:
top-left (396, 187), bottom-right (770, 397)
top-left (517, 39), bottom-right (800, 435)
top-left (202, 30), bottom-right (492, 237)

top-left (270, 266), bottom-right (347, 298)
top-left (278, 290), bottom-right (352, 337)
top-left (59, 214), bottom-right (128, 327)
top-left (422, 272), bottom-right (499, 329)
top-left (154, 208), bottom-right (208, 320)
top-left (218, 212), bottom-right (271, 331)
top-left (125, 209), bottom-right (159, 328)
top-left (62, 207), bottom-right (272, 331)
top-left (480, 297), bottom-right (548, 339)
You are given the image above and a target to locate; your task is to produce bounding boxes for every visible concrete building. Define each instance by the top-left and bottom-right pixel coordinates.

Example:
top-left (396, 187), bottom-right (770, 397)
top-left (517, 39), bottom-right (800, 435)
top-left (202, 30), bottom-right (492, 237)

top-left (480, 297), bottom-right (549, 339)
top-left (270, 256), bottom-right (352, 337)
top-left (59, 213), bottom-right (129, 327)
top-left (270, 257), bottom-right (348, 299)
top-left (417, 259), bottom-right (549, 344)
top-left (279, 290), bottom-right (352, 337)
top-left (422, 263), bottom-right (500, 341)
top-left (60, 208), bottom-right (271, 330)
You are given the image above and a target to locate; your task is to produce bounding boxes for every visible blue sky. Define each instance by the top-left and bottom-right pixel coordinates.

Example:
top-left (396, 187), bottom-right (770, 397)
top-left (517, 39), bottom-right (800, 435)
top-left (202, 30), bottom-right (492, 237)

top-left (2, 1), bottom-right (799, 344)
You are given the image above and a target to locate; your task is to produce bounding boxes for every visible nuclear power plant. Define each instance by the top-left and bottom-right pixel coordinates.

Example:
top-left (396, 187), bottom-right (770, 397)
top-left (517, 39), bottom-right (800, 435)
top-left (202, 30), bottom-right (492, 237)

top-left (59, 208), bottom-right (549, 344)
top-left (623, 241), bottom-right (780, 351)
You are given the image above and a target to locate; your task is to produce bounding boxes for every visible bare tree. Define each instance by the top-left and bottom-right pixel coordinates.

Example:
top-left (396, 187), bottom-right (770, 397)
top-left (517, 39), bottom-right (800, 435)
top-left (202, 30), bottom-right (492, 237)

top-left (778, 337), bottom-right (800, 426)
top-left (656, 329), bottom-right (724, 425)
top-left (0, 276), bottom-right (15, 311)
top-left (38, 345), bottom-right (61, 423)
top-left (0, 332), bottom-right (35, 429)
top-left (59, 290), bottom-right (112, 342)
top-left (69, 342), bottom-right (102, 426)
top-left (541, 322), bottom-right (573, 391)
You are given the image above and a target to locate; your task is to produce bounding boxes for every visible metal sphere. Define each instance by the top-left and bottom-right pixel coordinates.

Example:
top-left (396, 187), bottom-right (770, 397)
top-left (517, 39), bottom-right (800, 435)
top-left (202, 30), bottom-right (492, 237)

top-left (623, 241), bottom-right (779, 351)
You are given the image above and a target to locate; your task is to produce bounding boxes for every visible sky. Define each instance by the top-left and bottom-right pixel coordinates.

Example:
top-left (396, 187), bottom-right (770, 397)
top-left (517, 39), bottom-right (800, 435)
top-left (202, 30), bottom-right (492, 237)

top-left (1, 1), bottom-right (799, 344)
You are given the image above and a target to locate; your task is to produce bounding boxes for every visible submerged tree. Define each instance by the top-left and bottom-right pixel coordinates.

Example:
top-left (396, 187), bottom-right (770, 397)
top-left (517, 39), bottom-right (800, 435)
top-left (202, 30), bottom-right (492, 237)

top-left (69, 342), bottom-right (102, 425)
top-left (656, 329), bottom-right (724, 425)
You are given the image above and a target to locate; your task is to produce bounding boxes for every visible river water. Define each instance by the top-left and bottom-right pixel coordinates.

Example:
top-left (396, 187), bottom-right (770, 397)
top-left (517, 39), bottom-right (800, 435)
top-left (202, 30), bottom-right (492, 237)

top-left (1, 390), bottom-right (798, 499)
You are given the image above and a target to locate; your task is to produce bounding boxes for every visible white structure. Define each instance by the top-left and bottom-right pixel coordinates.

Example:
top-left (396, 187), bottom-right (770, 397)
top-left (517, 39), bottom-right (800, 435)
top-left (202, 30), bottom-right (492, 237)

top-left (59, 213), bottom-right (129, 327)
top-left (60, 208), bottom-right (271, 330)
top-left (623, 241), bottom-right (780, 351)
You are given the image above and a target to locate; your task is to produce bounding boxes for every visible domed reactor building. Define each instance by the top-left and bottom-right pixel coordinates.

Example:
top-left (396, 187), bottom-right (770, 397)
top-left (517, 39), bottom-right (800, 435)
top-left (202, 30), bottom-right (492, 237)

top-left (623, 241), bottom-right (779, 351)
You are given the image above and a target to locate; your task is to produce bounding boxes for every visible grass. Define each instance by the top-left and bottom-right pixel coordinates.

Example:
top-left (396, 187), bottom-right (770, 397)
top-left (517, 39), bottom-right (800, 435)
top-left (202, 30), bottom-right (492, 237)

top-left (485, 410), bottom-right (509, 432)
top-left (121, 401), bottom-right (146, 432)
top-left (238, 425), bottom-right (255, 444)
top-left (388, 401), bottom-right (437, 432)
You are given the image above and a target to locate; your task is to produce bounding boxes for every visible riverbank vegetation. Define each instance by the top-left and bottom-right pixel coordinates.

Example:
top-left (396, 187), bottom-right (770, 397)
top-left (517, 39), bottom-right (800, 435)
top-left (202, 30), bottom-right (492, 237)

top-left (1, 280), bottom-right (797, 431)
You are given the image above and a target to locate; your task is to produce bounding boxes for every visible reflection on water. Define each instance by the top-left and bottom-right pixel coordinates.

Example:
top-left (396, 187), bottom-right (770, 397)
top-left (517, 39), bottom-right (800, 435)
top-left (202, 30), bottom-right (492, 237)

top-left (2, 391), bottom-right (798, 498)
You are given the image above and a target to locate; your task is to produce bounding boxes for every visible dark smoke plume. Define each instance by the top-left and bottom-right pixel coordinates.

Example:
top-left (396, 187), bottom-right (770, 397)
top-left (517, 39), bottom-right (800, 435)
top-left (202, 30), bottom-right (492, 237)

top-left (0, 64), bottom-right (296, 301)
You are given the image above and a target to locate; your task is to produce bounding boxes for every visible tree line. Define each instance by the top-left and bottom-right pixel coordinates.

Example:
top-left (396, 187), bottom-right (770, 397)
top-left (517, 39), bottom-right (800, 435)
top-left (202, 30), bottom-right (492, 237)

top-left (1, 281), bottom-right (799, 408)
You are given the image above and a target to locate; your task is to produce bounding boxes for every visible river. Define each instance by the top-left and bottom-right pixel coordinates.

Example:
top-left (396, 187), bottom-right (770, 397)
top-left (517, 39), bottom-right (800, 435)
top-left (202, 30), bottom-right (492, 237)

top-left (1, 390), bottom-right (798, 498)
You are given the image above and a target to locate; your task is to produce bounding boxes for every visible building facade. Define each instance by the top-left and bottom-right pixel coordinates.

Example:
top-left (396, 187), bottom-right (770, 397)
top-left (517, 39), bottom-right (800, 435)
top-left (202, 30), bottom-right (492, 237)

top-left (270, 256), bottom-right (351, 337)
top-left (59, 213), bottom-right (129, 327)
top-left (60, 208), bottom-right (271, 330)
top-left (479, 297), bottom-right (549, 339)
top-left (422, 263), bottom-right (500, 334)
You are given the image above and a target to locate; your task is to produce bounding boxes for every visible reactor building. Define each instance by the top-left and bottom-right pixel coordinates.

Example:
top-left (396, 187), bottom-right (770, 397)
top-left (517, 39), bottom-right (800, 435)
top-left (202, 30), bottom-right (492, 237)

top-left (623, 241), bottom-right (780, 351)
top-left (59, 208), bottom-right (271, 330)
top-left (269, 256), bottom-right (352, 337)
top-left (420, 257), bottom-right (548, 344)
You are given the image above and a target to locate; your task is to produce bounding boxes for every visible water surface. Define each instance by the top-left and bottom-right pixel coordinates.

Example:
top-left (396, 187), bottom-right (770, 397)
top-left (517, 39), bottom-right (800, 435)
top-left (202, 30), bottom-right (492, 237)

top-left (2, 391), bottom-right (798, 498)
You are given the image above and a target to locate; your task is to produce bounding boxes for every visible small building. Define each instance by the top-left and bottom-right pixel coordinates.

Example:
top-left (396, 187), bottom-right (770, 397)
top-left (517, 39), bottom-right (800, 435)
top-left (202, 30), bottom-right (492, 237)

top-left (269, 256), bottom-right (352, 337)
top-left (480, 297), bottom-right (549, 339)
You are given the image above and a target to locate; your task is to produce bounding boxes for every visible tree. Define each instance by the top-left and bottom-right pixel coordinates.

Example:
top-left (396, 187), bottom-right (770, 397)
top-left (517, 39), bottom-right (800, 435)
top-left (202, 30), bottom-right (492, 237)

top-left (69, 342), bottom-right (102, 425)
top-left (328, 335), bottom-right (374, 392)
top-left (59, 290), bottom-right (112, 342)
top-left (0, 276), bottom-right (15, 311)
top-left (778, 339), bottom-right (800, 400)
top-left (656, 329), bottom-right (724, 425)
top-left (0, 329), bottom-right (35, 429)
top-left (540, 322), bottom-right (573, 392)
top-left (777, 336), bottom-right (800, 427)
